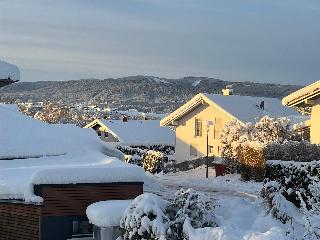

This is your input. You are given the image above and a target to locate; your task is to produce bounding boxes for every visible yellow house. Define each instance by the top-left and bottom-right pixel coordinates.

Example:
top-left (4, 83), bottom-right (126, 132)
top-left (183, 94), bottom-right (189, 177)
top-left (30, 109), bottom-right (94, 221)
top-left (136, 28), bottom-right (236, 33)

top-left (282, 80), bottom-right (320, 144)
top-left (161, 92), bottom-right (299, 163)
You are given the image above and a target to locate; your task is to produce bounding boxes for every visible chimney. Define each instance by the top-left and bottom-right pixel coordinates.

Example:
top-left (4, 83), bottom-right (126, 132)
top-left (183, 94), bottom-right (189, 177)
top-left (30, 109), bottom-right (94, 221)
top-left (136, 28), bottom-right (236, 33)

top-left (121, 115), bottom-right (128, 122)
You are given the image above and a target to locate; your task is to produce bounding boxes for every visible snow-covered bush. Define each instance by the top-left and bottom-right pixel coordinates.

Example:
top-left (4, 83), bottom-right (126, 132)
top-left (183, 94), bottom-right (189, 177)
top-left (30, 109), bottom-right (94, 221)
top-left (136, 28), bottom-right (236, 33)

top-left (166, 189), bottom-right (217, 240)
top-left (261, 177), bottom-right (320, 239)
top-left (220, 116), bottom-right (300, 174)
top-left (117, 145), bottom-right (174, 173)
top-left (238, 143), bottom-right (266, 181)
top-left (120, 189), bottom-right (217, 240)
top-left (219, 120), bottom-right (247, 174)
top-left (143, 150), bottom-right (167, 174)
top-left (261, 181), bottom-right (296, 223)
top-left (120, 193), bottom-right (171, 240)
top-left (266, 160), bottom-right (320, 209)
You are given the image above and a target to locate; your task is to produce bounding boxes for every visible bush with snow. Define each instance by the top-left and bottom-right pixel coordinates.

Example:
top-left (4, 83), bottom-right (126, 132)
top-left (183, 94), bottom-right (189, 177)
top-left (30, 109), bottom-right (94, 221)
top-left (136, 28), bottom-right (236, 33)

top-left (262, 161), bottom-right (320, 239)
top-left (166, 189), bottom-right (217, 240)
top-left (117, 145), bottom-right (174, 173)
top-left (120, 193), bottom-right (171, 240)
top-left (266, 160), bottom-right (320, 209)
top-left (261, 173), bottom-right (320, 240)
top-left (143, 150), bottom-right (166, 174)
top-left (120, 189), bottom-right (217, 240)
top-left (265, 141), bottom-right (320, 162)
top-left (220, 116), bottom-right (301, 175)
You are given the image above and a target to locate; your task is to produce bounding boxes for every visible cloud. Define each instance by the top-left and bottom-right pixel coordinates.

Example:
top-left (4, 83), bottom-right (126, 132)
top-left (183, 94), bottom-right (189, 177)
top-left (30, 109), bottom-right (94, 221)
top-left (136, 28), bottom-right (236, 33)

top-left (0, 0), bottom-right (320, 84)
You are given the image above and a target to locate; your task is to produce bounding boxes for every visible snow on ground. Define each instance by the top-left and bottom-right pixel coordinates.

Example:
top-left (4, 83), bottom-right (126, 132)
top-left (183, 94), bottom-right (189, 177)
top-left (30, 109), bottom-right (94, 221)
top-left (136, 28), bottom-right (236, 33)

top-left (0, 60), bottom-right (20, 80)
top-left (146, 166), bottom-right (262, 200)
top-left (145, 166), bottom-right (293, 240)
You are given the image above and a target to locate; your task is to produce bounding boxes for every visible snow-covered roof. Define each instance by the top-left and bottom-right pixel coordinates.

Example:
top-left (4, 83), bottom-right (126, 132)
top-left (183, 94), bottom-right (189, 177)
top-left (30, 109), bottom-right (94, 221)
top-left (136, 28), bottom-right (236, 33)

top-left (203, 93), bottom-right (301, 123)
top-left (282, 80), bottom-right (320, 107)
top-left (0, 104), bottom-right (145, 203)
top-left (161, 93), bottom-right (300, 126)
top-left (0, 60), bottom-right (20, 81)
top-left (95, 119), bottom-right (175, 145)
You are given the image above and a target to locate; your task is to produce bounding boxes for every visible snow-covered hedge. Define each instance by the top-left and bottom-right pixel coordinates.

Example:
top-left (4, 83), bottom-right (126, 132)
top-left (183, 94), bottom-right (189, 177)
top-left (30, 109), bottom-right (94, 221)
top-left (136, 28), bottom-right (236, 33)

top-left (220, 116), bottom-right (300, 174)
top-left (265, 141), bottom-right (320, 162)
top-left (265, 160), bottom-right (320, 210)
top-left (262, 162), bottom-right (320, 239)
top-left (119, 189), bottom-right (217, 240)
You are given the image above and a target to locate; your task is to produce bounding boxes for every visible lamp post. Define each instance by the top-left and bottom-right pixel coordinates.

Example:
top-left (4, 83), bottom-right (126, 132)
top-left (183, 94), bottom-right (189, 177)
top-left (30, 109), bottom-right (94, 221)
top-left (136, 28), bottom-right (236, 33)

top-left (206, 120), bottom-right (214, 178)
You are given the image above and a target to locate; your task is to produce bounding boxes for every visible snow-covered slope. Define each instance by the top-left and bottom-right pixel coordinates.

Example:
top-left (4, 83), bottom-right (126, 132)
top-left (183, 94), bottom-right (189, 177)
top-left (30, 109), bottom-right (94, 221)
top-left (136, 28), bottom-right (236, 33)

top-left (0, 60), bottom-right (20, 80)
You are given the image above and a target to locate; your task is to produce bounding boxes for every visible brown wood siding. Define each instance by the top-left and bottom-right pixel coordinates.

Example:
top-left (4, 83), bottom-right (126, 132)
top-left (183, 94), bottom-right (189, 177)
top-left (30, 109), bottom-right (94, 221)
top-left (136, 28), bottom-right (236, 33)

top-left (0, 203), bottom-right (41, 240)
top-left (37, 183), bottom-right (143, 216)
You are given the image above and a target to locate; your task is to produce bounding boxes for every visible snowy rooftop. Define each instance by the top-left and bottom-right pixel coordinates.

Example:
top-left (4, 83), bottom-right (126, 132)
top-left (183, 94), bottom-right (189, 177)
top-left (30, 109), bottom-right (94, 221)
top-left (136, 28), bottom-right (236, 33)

top-left (0, 104), bottom-right (144, 203)
top-left (99, 119), bottom-right (175, 145)
top-left (161, 93), bottom-right (301, 125)
top-left (282, 80), bottom-right (320, 107)
top-left (0, 60), bottom-right (20, 81)
top-left (203, 93), bottom-right (302, 123)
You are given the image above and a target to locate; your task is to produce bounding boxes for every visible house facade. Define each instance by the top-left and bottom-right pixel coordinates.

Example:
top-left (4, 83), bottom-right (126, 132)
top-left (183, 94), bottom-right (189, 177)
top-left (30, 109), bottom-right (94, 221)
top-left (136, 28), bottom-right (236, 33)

top-left (161, 92), bottom-right (300, 163)
top-left (282, 80), bottom-right (320, 144)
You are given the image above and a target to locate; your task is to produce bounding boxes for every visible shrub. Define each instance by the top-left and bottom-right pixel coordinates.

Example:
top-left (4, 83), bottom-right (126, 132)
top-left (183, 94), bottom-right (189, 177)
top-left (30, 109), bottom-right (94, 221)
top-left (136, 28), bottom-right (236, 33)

top-left (120, 189), bottom-right (217, 240)
top-left (116, 145), bottom-right (174, 173)
top-left (143, 150), bottom-right (167, 174)
top-left (120, 193), bottom-right (171, 240)
top-left (220, 116), bottom-right (300, 174)
top-left (265, 141), bottom-right (320, 162)
top-left (166, 189), bottom-right (216, 240)
top-left (261, 181), bottom-right (297, 223)
top-left (238, 143), bottom-right (266, 181)
top-left (265, 160), bottom-right (320, 209)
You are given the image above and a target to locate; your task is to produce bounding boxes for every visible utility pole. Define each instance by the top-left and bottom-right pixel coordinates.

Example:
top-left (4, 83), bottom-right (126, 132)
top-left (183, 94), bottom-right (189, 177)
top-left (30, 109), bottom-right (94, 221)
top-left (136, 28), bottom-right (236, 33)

top-left (206, 129), bottom-right (209, 178)
top-left (205, 120), bottom-right (214, 178)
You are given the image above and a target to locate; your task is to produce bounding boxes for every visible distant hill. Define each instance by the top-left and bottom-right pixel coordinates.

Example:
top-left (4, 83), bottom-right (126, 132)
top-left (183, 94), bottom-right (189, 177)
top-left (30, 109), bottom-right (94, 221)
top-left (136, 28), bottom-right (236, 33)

top-left (0, 76), bottom-right (302, 113)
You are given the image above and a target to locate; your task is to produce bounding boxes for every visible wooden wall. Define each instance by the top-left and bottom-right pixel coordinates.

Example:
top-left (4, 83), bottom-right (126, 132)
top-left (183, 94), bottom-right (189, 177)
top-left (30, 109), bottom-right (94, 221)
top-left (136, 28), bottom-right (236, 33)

top-left (35, 182), bottom-right (143, 216)
top-left (0, 182), bottom-right (143, 240)
top-left (0, 202), bottom-right (41, 240)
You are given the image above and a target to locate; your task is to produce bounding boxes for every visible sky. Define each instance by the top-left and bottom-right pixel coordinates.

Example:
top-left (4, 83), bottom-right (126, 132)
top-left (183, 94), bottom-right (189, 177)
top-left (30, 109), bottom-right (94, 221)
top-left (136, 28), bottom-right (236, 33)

top-left (0, 0), bottom-right (320, 85)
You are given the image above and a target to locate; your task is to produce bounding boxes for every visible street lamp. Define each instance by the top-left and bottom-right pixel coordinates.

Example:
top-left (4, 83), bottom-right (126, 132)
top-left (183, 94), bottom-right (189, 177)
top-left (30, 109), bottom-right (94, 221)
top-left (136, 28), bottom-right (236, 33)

top-left (206, 120), bottom-right (215, 178)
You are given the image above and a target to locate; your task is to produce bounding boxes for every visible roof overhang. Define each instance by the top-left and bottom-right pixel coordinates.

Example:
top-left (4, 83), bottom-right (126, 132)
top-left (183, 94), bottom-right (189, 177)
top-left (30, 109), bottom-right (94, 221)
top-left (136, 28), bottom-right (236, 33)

top-left (282, 80), bottom-right (320, 107)
top-left (160, 93), bottom-right (240, 127)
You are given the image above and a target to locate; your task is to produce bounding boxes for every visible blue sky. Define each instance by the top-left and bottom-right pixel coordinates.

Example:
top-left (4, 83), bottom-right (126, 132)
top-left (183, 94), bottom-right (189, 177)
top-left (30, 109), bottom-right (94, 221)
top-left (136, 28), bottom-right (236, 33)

top-left (0, 0), bottom-right (319, 84)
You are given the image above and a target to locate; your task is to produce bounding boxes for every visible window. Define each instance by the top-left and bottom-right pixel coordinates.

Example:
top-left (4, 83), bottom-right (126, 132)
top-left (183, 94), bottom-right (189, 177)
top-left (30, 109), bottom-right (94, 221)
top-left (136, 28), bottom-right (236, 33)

top-left (195, 119), bottom-right (202, 137)
top-left (190, 144), bottom-right (198, 156)
top-left (214, 118), bottom-right (222, 139)
top-left (104, 131), bottom-right (109, 138)
top-left (97, 131), bottom-right (101, 137)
